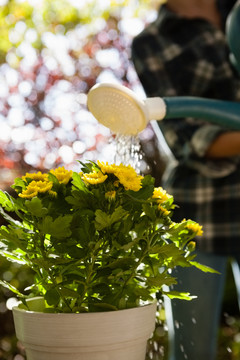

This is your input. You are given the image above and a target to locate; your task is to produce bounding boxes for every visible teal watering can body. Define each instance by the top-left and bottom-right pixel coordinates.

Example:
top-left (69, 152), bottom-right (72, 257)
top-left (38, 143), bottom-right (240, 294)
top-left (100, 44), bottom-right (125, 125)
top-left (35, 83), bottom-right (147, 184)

top-left (164, 97), bottom-right (240, 130)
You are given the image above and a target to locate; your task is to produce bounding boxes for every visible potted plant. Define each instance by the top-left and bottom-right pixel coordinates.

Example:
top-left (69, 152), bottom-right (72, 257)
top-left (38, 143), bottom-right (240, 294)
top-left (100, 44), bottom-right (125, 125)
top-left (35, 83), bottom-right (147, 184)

top-left (0, 160), bottom-right (215, 360)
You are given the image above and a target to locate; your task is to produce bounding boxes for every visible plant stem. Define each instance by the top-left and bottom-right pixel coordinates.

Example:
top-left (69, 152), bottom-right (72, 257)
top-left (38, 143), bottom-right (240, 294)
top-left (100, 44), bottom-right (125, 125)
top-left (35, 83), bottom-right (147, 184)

top-left (77, 243), bottom-right (100, 310)
top-left (34, 226), bottom-right (72, 311)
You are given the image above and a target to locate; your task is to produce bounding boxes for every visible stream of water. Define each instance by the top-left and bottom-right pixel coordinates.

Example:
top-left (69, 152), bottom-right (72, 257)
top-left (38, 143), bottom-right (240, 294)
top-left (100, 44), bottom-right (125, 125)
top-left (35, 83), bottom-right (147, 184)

top-left (113, 134), bottom-right (143, 174)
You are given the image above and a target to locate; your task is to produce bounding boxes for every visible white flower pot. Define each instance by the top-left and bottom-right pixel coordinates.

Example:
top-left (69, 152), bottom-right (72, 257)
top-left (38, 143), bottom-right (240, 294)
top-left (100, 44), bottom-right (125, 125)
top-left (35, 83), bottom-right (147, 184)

top-left (12, 297), bottom-right (157, 360)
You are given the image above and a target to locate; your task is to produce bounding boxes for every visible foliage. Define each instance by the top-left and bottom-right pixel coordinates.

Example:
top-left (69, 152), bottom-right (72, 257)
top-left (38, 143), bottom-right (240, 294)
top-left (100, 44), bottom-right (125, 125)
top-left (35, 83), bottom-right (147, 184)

top-left (0, 160), bottom-right (216, 313)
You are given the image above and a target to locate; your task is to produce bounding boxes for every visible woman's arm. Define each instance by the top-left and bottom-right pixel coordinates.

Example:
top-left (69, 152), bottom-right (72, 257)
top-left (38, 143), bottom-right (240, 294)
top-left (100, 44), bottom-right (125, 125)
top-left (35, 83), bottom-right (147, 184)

top-left (206, 131), bottom-right (240, 158)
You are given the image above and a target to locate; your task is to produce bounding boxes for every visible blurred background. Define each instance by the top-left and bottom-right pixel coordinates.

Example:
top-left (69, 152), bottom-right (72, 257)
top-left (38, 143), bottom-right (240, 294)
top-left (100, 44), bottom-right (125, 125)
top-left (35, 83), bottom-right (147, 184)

top-left (0, 0), bottom-right (239, 359)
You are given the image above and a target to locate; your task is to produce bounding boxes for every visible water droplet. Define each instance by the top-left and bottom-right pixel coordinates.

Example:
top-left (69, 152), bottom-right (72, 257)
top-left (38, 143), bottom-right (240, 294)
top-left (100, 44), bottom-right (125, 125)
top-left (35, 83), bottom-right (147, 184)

top-left (174, 320), bottom-right (180, 329)
top-left (180, 344), bottom-right (184, 352)
top-left (191, 317), bottom-right (197, 324)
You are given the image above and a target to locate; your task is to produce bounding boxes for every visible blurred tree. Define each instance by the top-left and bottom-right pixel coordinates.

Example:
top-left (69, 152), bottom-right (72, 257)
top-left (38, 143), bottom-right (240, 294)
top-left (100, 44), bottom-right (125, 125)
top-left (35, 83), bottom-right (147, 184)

top-left (0, 0), bottom-right (166, 190)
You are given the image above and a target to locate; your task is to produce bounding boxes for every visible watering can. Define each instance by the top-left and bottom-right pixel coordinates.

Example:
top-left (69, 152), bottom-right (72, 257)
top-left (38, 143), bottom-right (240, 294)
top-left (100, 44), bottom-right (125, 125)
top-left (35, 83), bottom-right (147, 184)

top-left (87, 2), bottom-right (240, 136)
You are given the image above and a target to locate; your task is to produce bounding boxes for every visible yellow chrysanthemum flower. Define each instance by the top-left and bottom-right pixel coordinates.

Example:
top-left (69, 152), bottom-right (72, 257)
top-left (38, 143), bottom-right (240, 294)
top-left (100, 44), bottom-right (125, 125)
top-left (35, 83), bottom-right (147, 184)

top-left (158, 205), bottom-right (170, 216)
top-left (97, 161), bottom-right (143, 191)
top-left (152, 187), bottom-right (171, 204)
top-left (185, 222), bottom-right (203, 236)
top-left (37, 181), bottom-right (53, 193)
top-left (19, 180), bottom-right (53, 199)
top-left (187, 241), bottom-right (196, 252)
top-left (49, 190), bottom-right (57, 197)
top-left (97, 161), bottom-right (119, 174)
top-left (22, 171), bottom-right (48, 182)
top-left (19, 181), bottom-right (40, 199)
top-left (82, 171), bottom-right (108, 185)
top-left (113, 180), bottom-right (119, 187)
top-left (105, 190), bottom-right (116, 200)
top-left (50, 167), bottom-right (73, 184)
top-left (114, 164), bottom-right (143, 191)
top-left (19, 189), bottom-right (38, 199)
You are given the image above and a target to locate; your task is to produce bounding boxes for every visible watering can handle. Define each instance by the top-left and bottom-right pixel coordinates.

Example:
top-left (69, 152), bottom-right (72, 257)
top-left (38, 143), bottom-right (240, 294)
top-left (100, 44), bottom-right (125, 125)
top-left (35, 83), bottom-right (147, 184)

top-left (226, 1), bottom-right (240, 74)
top-left (162, 96), bottom-right (240, 130)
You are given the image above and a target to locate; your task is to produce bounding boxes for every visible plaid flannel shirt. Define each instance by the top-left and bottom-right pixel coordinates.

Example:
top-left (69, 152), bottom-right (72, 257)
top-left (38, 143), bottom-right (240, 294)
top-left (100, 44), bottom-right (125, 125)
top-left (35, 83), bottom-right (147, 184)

top-left (132, 5), bottom-right (240, 255)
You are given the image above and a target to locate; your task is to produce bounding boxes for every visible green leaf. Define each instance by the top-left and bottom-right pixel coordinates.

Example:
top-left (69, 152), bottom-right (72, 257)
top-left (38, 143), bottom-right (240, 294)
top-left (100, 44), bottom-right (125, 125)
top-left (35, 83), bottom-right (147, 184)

top-left (78, 161), bottom-right (99, 174)
top-left (190, 261), bottom-right (220, 274)
top-left (127, 183), bottom-right (154, 201)
top-left (0, 250), bottom-right (27, 264)
top-left (0, 207), bottom-right (22, 227)
top-left (95, 209), bottom-right (113, 230)
top-left (163, 290), bottom-right (196, 301)
top-left (12, 177), bottom-right (26, 192)
top-left (108, 257), bottom-right (136, 270)
top-left (60, 287), bottom-right (80, 299)
top-left (133, 287), bottom-right (152, 298)
top-left (72, 172), bottom-right (89, 192)
top-left (122, 241), bottom-right (135, 251)
top-left (92, 283), bottom-right (110, 295)
top-left (0, 191), bottom-right (15, 211)
top-left (39, 215), bottom-right (72, 238)
top-left (0, 280), bottom-right (24, 298)
top-left (67, 246), bottom-right (86, 259)
top-left (142, 203), bottom-right (156, 221)
top-left (47, 172), bottom-right (60, 185)
top-left (95, 206), bottom-right (128, 231)
top-left (0, 226), bottom-right (30, 251)
top-left (65, 190), bottom-right (93, 209)
top-left (110, 206), bottom-right (128, 223)
top-left (95, 267), bottom-right (112, 279)
top-left (141, 174), bottom-right (155, 186)
top-left (25, 197), bottom-right (48, 217)
top-left (44, 288), bottom-right (60, 306)
top-left (30, 258), bottom-right (50, 269)
top-left (146, 273), bottom-right (177, 288)
top-left (152, 243), bottom-right (184, 258)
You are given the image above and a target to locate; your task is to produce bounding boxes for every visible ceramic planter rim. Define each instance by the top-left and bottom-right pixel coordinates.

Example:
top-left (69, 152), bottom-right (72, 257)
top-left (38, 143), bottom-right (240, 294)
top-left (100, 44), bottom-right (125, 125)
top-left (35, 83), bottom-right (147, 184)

top-left (12, 296), bottom-right (157, 316)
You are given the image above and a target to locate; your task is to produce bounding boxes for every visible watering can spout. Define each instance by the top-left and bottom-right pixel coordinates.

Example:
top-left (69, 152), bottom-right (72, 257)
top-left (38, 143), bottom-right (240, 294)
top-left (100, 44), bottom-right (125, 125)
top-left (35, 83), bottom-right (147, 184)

top-left (87, 82), bottom-right (240, 135)
top-left (87, 82), bottom-right (166, 135)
